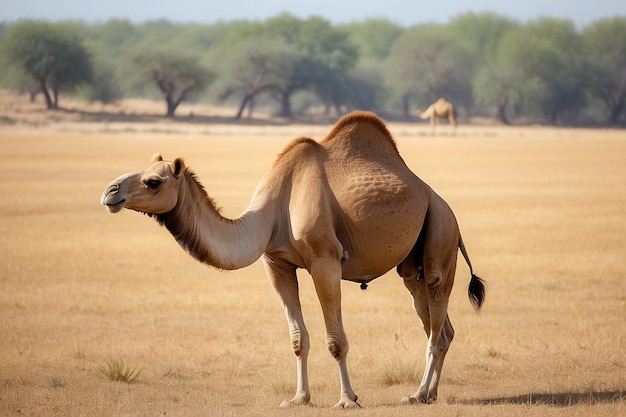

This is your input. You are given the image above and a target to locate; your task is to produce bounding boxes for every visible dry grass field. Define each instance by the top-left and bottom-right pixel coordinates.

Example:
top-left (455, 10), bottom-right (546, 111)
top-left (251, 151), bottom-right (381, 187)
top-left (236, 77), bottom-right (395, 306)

top-left (1, 93), bottom-right (625, 416)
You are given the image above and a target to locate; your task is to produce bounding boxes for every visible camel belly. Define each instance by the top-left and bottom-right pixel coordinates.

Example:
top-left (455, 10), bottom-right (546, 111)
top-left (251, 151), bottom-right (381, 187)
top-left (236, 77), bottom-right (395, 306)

top-left (339, 224), bottom-right (421, 281)
top-left (334, 172), bottom-right (427, 280)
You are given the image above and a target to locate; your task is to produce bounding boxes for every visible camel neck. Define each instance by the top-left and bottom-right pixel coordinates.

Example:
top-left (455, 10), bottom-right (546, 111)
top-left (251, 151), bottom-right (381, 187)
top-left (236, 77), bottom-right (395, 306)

top-left (154, 172), bottom-right (272, 270)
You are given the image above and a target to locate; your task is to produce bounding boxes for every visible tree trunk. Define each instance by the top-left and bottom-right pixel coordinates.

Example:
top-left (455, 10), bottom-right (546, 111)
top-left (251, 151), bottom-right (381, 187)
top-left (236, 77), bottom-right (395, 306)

top-left (246, 97), bottom-right (255, 119)
top-left (235, 94), bottom-right (252, 119)
top-left (39, 78), bottom-right (54, 110)
top-left (497, 96), bottom-right (510, 125)
top-left (609, 95), bottom-right (625, 125)
top-left (402, 93), bottom-right (410, 118)
top-left (165, 94), bottom-right (177, 117)
top-left (52, 87), bottom-right (60, 109)
top-left (279, 90), bottom-right (293, 119)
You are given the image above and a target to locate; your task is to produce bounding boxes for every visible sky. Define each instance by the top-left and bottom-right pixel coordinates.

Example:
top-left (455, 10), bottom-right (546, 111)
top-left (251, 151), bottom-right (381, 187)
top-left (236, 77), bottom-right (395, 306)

top-left (2, 0), bottom-right (625, 28)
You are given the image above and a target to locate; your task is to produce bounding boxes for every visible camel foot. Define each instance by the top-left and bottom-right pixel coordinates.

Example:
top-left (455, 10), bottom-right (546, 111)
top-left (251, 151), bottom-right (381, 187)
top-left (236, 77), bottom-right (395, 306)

top-left (333, 394), bottom-right (361, 409)
top-left (401, 396), bottom-right (418, 405)
top-left (401, 393), bottom-right (436, 405)
top-left (333, 400), bottom-right (361, 409)
top-left (279, 395), bottom-right (313, 408)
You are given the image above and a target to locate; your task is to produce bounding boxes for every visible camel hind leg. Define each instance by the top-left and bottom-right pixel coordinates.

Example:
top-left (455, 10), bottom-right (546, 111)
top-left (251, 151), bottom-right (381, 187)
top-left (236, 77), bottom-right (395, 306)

top-left (396, 202), bottom-right (459, 404)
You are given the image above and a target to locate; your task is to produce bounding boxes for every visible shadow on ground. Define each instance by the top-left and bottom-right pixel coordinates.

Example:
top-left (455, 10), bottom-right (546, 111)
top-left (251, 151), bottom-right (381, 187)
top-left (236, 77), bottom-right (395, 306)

top-left (449, 389), bottom-right (626, 407)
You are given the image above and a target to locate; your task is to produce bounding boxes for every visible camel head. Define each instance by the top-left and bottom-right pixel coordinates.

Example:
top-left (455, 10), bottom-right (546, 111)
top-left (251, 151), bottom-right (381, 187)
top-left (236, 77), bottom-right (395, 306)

top-left (101, 154), bottom-right (186, 214)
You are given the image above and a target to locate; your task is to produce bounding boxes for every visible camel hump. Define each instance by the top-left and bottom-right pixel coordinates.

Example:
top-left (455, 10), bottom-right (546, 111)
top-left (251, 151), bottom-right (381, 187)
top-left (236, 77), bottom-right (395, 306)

top-left (321, 111), bottom-right (399, 155)
top-left (273, 136), bottom-right (324, 167)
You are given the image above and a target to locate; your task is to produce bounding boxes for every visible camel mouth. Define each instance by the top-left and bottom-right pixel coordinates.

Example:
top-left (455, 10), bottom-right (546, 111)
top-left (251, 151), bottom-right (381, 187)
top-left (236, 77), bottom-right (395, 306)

top-left (101, 182), bottom-right (127, 213)
top-left (104, 199), bottom-right (126, 213)
top-left (101, 192), bottom-right (126, 213)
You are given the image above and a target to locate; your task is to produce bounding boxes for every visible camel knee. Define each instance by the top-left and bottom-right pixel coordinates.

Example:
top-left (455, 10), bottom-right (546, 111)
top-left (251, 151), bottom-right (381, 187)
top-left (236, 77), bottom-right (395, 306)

top-left (326, 334), bottom-right (348, 360)
top-left (291, 329), bottom-right (310, 357)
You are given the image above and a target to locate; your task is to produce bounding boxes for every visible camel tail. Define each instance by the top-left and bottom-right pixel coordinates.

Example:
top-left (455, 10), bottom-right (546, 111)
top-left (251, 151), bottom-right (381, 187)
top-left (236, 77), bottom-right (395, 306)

top-left (459, 234), bottom-right (485, 311)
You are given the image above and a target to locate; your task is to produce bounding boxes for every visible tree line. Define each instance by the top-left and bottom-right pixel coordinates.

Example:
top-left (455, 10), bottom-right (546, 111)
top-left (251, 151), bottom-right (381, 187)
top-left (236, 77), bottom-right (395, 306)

top-left (0, 13), bottom-right (625, 125)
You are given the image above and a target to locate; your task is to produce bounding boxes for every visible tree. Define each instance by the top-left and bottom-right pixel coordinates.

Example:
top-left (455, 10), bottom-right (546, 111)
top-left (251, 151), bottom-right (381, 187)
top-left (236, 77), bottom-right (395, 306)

top-left (215, 36), bottom-right (298, 119)
top-left (386, 24), bottom-right (470, 117)
top-left (341, 19), bottom-right (402, 112)
top-left (504, 19), bottom-right (588, 124)
top-left (297, 17), bottom-right (359, 116)
top-left (342, 18), bottom-right (403, 64)
top-left (471, 24), bottom-right (542, 124)
top-left (2, 20), bottom-right (92, 109)
top-left (129, 49), bottom-right (214, 117)
top-left (449, 12), bottom-right (519, 121)
top-left (259, 14), bottom-right (359, 118)
top-left (76, 47), bottom-right (123, 104)
top-left (472, 58), bottom-right (543, 124)
top-left (582, 17), bottom-right (626, 124)
top-left (87, 19), bottom-right (139, 55)
top-left (342, 64), bottom-right (387, 112)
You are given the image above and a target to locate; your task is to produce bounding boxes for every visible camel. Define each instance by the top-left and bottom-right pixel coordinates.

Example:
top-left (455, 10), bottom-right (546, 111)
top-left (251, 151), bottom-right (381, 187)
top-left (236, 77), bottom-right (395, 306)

top-left (416, 97), bottom-right (457, 134)
top-left (100, 111), bottom-right (485, 409)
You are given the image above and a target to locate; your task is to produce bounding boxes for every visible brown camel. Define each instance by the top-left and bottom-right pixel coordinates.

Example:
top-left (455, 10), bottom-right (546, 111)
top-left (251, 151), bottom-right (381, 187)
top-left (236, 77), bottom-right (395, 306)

top-left (101, 111), bottom-right (485, 408)
top-left (416, 97), bottom-right (457, 134)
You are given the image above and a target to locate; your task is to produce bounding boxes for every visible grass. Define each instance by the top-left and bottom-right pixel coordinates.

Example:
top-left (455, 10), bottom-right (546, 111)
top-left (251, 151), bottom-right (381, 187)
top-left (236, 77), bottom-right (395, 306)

top-left (0, 94), bottom-right (624, 416)
top-left (96, 359), bottom-right (143, 383)
top-left (378, 358), bottom-right (422, 387)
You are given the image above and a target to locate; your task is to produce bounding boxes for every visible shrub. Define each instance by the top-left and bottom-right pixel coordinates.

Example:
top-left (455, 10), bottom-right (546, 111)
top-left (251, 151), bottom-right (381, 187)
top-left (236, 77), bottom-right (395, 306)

top-left (96, 359), bottom-right (143, 383)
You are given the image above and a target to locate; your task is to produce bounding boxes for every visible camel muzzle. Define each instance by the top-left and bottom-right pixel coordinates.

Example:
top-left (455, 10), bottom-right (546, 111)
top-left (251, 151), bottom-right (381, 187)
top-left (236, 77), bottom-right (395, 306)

top-left (101, 183), bottom-right (126, 213)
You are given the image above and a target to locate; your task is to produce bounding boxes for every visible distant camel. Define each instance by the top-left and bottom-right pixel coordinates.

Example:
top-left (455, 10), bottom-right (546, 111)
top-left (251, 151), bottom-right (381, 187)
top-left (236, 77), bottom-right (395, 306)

top-left (416, 97), bottom-right (457, 134)
top-left (101, 111), bottom-right (485, 409)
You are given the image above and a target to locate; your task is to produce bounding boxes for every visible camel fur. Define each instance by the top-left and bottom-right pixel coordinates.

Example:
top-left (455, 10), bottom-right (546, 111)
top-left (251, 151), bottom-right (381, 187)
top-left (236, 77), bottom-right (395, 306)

top-left (101, 111), bottom-right (485, 408)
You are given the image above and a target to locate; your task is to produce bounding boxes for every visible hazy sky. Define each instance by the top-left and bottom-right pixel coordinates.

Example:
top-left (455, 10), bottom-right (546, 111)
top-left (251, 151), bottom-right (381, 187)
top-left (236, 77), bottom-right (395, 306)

top-left (2, 0), bottom-right (625, 27)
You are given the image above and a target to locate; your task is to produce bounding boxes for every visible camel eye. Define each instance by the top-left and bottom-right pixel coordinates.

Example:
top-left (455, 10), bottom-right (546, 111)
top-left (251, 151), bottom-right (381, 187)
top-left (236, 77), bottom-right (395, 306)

top-left (145, 178), bottom-right (162, 191)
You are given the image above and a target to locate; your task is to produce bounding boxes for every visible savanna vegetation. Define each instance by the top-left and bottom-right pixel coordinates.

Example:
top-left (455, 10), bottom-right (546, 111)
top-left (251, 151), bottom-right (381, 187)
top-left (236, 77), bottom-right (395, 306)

top-left (0, 13), bottom-right (625, 125)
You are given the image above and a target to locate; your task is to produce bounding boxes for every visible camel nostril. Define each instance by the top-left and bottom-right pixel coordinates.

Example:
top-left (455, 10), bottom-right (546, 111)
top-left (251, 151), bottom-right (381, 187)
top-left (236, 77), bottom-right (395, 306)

top-left (106, 184), bottom-right (120, 195)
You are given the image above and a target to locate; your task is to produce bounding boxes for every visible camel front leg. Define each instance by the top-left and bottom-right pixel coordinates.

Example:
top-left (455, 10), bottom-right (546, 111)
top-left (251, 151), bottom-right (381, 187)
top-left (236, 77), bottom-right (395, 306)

top-left (310, 259), bottom-right (360, 409)
top-left (262, 257), bottom-right (312, 408)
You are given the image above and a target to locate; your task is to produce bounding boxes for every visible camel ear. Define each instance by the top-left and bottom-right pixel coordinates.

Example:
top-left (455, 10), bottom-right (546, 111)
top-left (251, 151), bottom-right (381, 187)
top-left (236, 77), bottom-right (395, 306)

top-left (152, 153), bottom-right (163, 162)
top-left (171, 158), bottom-right (186, 178)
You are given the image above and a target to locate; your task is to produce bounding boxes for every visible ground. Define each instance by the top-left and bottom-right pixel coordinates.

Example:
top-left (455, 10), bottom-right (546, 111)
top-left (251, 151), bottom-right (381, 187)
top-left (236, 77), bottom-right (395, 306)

top-left (0, 91), bottom-right (624, 416)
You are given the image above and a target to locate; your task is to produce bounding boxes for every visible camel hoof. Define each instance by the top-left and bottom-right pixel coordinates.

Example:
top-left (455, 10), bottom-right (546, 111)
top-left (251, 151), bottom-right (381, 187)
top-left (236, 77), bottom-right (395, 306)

top-left (333, 400), bottom-right (361, 409)
top-left (401, 395), bottom-right (433, 405)
top-left (279, 400), bottom-right (293, 409)
top-left (279, 397), bottom-right (313, 408)
top-left (401, 396), bottom-right (418, 405)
